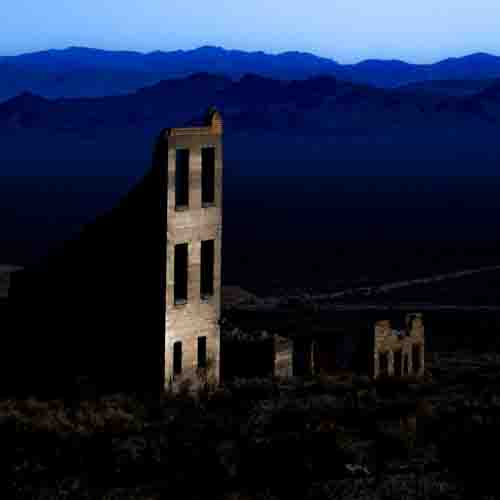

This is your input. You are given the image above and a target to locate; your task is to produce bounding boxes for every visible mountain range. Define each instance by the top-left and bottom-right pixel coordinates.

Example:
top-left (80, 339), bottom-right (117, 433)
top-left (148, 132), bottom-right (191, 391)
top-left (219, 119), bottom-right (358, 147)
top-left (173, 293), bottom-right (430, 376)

top-left (1, 71), bottom-right (499, 181)
top-left (1, 72), bottom-right (499, 135)
top-left (1, 50), bottom-right (500, 276)
top-left (2, 46), bottom-right (500, 101)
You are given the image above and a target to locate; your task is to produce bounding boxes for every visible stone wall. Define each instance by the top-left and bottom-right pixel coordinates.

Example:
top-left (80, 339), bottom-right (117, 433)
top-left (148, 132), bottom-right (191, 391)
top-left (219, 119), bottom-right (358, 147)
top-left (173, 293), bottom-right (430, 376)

top-left (274, 335), bottom-right (293, 378)
top-left (164, 112), bottom-right (223, 392)
top-left (373, 313), bottom-right (425, 379)
top-left (231, 313), bottom-right (424, 382)
top-left (6, 109), bottom-right (223, 398)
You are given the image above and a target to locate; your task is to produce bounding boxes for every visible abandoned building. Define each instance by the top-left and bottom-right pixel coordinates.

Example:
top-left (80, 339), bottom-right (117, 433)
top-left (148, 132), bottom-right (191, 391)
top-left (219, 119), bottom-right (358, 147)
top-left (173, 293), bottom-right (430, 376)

top-left (222, 308), bottom-right (426, 381)
top-left (164, 109), bottom-right (223, 392)
top-left (373, 314), bottom-right (425, 378)
top-left (1, 106), bottom-right (429, 398)
top-left (283, 312), bottom-right (425, 379)
top-left (4, 107), bottom-right (223, 397)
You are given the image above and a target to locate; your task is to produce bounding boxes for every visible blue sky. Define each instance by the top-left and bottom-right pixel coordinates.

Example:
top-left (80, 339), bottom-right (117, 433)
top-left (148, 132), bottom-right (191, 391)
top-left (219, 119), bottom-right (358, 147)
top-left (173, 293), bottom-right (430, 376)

top-left (3, 0), bottom-right (500, 63)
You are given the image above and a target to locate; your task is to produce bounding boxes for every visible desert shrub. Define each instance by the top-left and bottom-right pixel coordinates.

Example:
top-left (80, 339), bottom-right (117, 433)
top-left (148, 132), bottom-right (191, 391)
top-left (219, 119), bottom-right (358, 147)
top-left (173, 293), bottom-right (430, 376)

top-left (351, 375), bottom-right (373, 391)
top-left (221, 326), bottom-right (272, 343)
top-left (248, 395), bottom-right (344, 439)
top-left (376, 398), bottom-right (416, 423)
top-left (240, 430), bottom-right (348, 497)
top-left (204, 385), bottom-right (234, 410)
top-left (0, 395), bottom-right (147, 436)
top-left (373, 376), bottom-right (417, 398)
top-left (374, 422), bottom-right (414, 464)
top-left (110, 433), bottom-right (172, 485)
top-left (412, 399), bottom-right (439, 446)
top-left (376, 474), bottom-right (447, 500)
top-left (228, 378), bottom-right (278, 403)
top-left (239, 394), bottom-right (351, 496)
top-left (305, 478), bottom-right (375, 500)
top-left (221, 490), bottom-right (280, 500)
top-left (451, 367), bottom-right (483, 386)
top-left (256, 398), bottom-right (309, 434)
top-left (314, 376), bottom-right (356, 397)
top-left (178, 378), bottom-right (194, 397)
top-left (0, 394), bottom-right (157, 494)
top-left (341, 440), bottom-right (377, 470)
top-left (357, 388), bottom-right (378, 409)
top-left (436, 417), bottom-right (500, 498)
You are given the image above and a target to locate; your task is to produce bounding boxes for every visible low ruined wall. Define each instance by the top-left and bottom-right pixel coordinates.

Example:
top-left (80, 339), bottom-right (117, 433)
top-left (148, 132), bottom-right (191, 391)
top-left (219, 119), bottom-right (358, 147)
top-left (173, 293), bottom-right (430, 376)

top-left (274, 335), bottom-right (293, 378)
top-left (374, 314), bottom-right (425, 379)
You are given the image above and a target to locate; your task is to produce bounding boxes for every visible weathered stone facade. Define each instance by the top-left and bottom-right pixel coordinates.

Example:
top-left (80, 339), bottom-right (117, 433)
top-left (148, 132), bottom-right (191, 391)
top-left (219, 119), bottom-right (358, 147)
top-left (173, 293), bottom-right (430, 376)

top-left (274, 335), bottom-right (294, 378)
top-left (263, 312), bottom-right (425, 381)
top-left (5, 108), bottom-right (223, 398)
top-left (164, 111), bottom-right (223, 392)
top-left (373, 314), bottom-right (425, 379)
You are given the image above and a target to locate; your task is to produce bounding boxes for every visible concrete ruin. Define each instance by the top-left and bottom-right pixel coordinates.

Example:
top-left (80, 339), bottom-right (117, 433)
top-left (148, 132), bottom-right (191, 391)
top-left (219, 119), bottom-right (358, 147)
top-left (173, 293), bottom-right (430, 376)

top-left (269, 312), bottom-right (425, 380)
top-left (164, 109), bottom-right (223, 392)
top-left (373, 314), bottom-right (425, 379)
top-left (3, 106), bottom-right (428, 397)
top-left (274, 335), bottom-right (294, 378)
top-left (6, 108), bottom-right (223, 397)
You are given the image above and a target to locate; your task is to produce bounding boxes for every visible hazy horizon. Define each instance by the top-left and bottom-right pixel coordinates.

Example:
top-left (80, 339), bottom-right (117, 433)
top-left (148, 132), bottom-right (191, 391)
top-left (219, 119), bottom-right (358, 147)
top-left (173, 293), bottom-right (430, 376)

top-left (2, 44), bottom-right (500, 66)
top-left (3, 0), bottom-right (500, 64)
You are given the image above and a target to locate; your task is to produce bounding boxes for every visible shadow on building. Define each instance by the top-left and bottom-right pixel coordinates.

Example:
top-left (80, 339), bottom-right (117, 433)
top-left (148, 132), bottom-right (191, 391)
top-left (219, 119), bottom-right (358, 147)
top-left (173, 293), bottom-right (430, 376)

top-left (3, 107), bottom-right (223, 400)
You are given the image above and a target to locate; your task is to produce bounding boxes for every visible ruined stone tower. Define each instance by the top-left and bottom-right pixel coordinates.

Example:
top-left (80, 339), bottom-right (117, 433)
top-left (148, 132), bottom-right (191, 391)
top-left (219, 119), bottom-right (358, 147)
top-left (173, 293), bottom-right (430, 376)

top-left (6, 108), bottom-right (223, 398)
top-left (163, 109), bottom-right (223, 391)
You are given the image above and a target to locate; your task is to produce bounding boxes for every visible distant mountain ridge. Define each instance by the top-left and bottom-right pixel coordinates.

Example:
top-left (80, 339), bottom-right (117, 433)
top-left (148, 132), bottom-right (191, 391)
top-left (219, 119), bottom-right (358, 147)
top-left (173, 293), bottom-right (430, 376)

top-left (1, 72), bottom-right (499, 135)
top-left (2, 46), bottom-right (500, 101)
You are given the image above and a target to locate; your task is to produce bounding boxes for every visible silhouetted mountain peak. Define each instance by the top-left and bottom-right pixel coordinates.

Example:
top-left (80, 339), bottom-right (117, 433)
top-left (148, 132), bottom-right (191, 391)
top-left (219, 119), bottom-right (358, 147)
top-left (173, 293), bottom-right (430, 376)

top-left (187, 72), bottom-right (226, 81)
top-left (480, 78), bottom-right (500, 98)
top-left (65, 46), bottom-right (101, 53)
top-left (196, 45), bottom-right (226, 53)
top-left (2, 47), bottom-right (500, 101)
top-left (239, 72), bottom-right (276, 82)
top-left (0, 91), bottom-right (55, 128)
top-left (280, 50), bottom-right (339, 64)
top-left (436, 52), bottom-right (500, 68)
top-left (133, 72), bottom-right (232, 99)
top-left (6, 91), bottom-right (48, 106)
top-left (355, 59), bottom-right (413, 68)
top-left (458, 52), bottom-right (498, 61)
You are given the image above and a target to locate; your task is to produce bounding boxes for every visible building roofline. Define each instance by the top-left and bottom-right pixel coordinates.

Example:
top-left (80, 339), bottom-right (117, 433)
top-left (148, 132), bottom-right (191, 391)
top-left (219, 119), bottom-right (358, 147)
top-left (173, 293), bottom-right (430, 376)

top-left (166, 107), bottom-right (223, 137)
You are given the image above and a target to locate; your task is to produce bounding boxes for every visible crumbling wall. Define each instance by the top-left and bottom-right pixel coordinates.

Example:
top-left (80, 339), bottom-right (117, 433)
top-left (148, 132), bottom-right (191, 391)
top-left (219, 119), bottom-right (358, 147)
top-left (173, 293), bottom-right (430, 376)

top-left (274, 335), bottom-right (293, 378)
top-left (373, 313), bottom-right (425, 379)
top-left (7, 110), bottom-right (223, 399)
top-left (163, 111), bottom-right (223, 393)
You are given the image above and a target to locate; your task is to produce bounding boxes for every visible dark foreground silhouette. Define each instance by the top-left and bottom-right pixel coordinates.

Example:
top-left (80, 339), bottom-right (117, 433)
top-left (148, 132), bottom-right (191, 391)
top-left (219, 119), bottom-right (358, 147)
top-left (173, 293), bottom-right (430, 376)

top-left (2, 352), bottom-right (500, 500)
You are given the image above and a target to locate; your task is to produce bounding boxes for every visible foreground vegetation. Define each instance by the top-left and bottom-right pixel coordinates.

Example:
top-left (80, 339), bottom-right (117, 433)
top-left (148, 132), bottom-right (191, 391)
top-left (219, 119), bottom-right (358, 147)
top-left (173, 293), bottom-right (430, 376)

top-left (3, 351), bottom-right (500, 499)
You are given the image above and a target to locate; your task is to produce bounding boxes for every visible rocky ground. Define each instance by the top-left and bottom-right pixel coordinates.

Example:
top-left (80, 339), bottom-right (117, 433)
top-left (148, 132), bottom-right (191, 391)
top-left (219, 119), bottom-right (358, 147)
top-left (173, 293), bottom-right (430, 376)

top-left (3, 349), bottom-right (500, 499)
